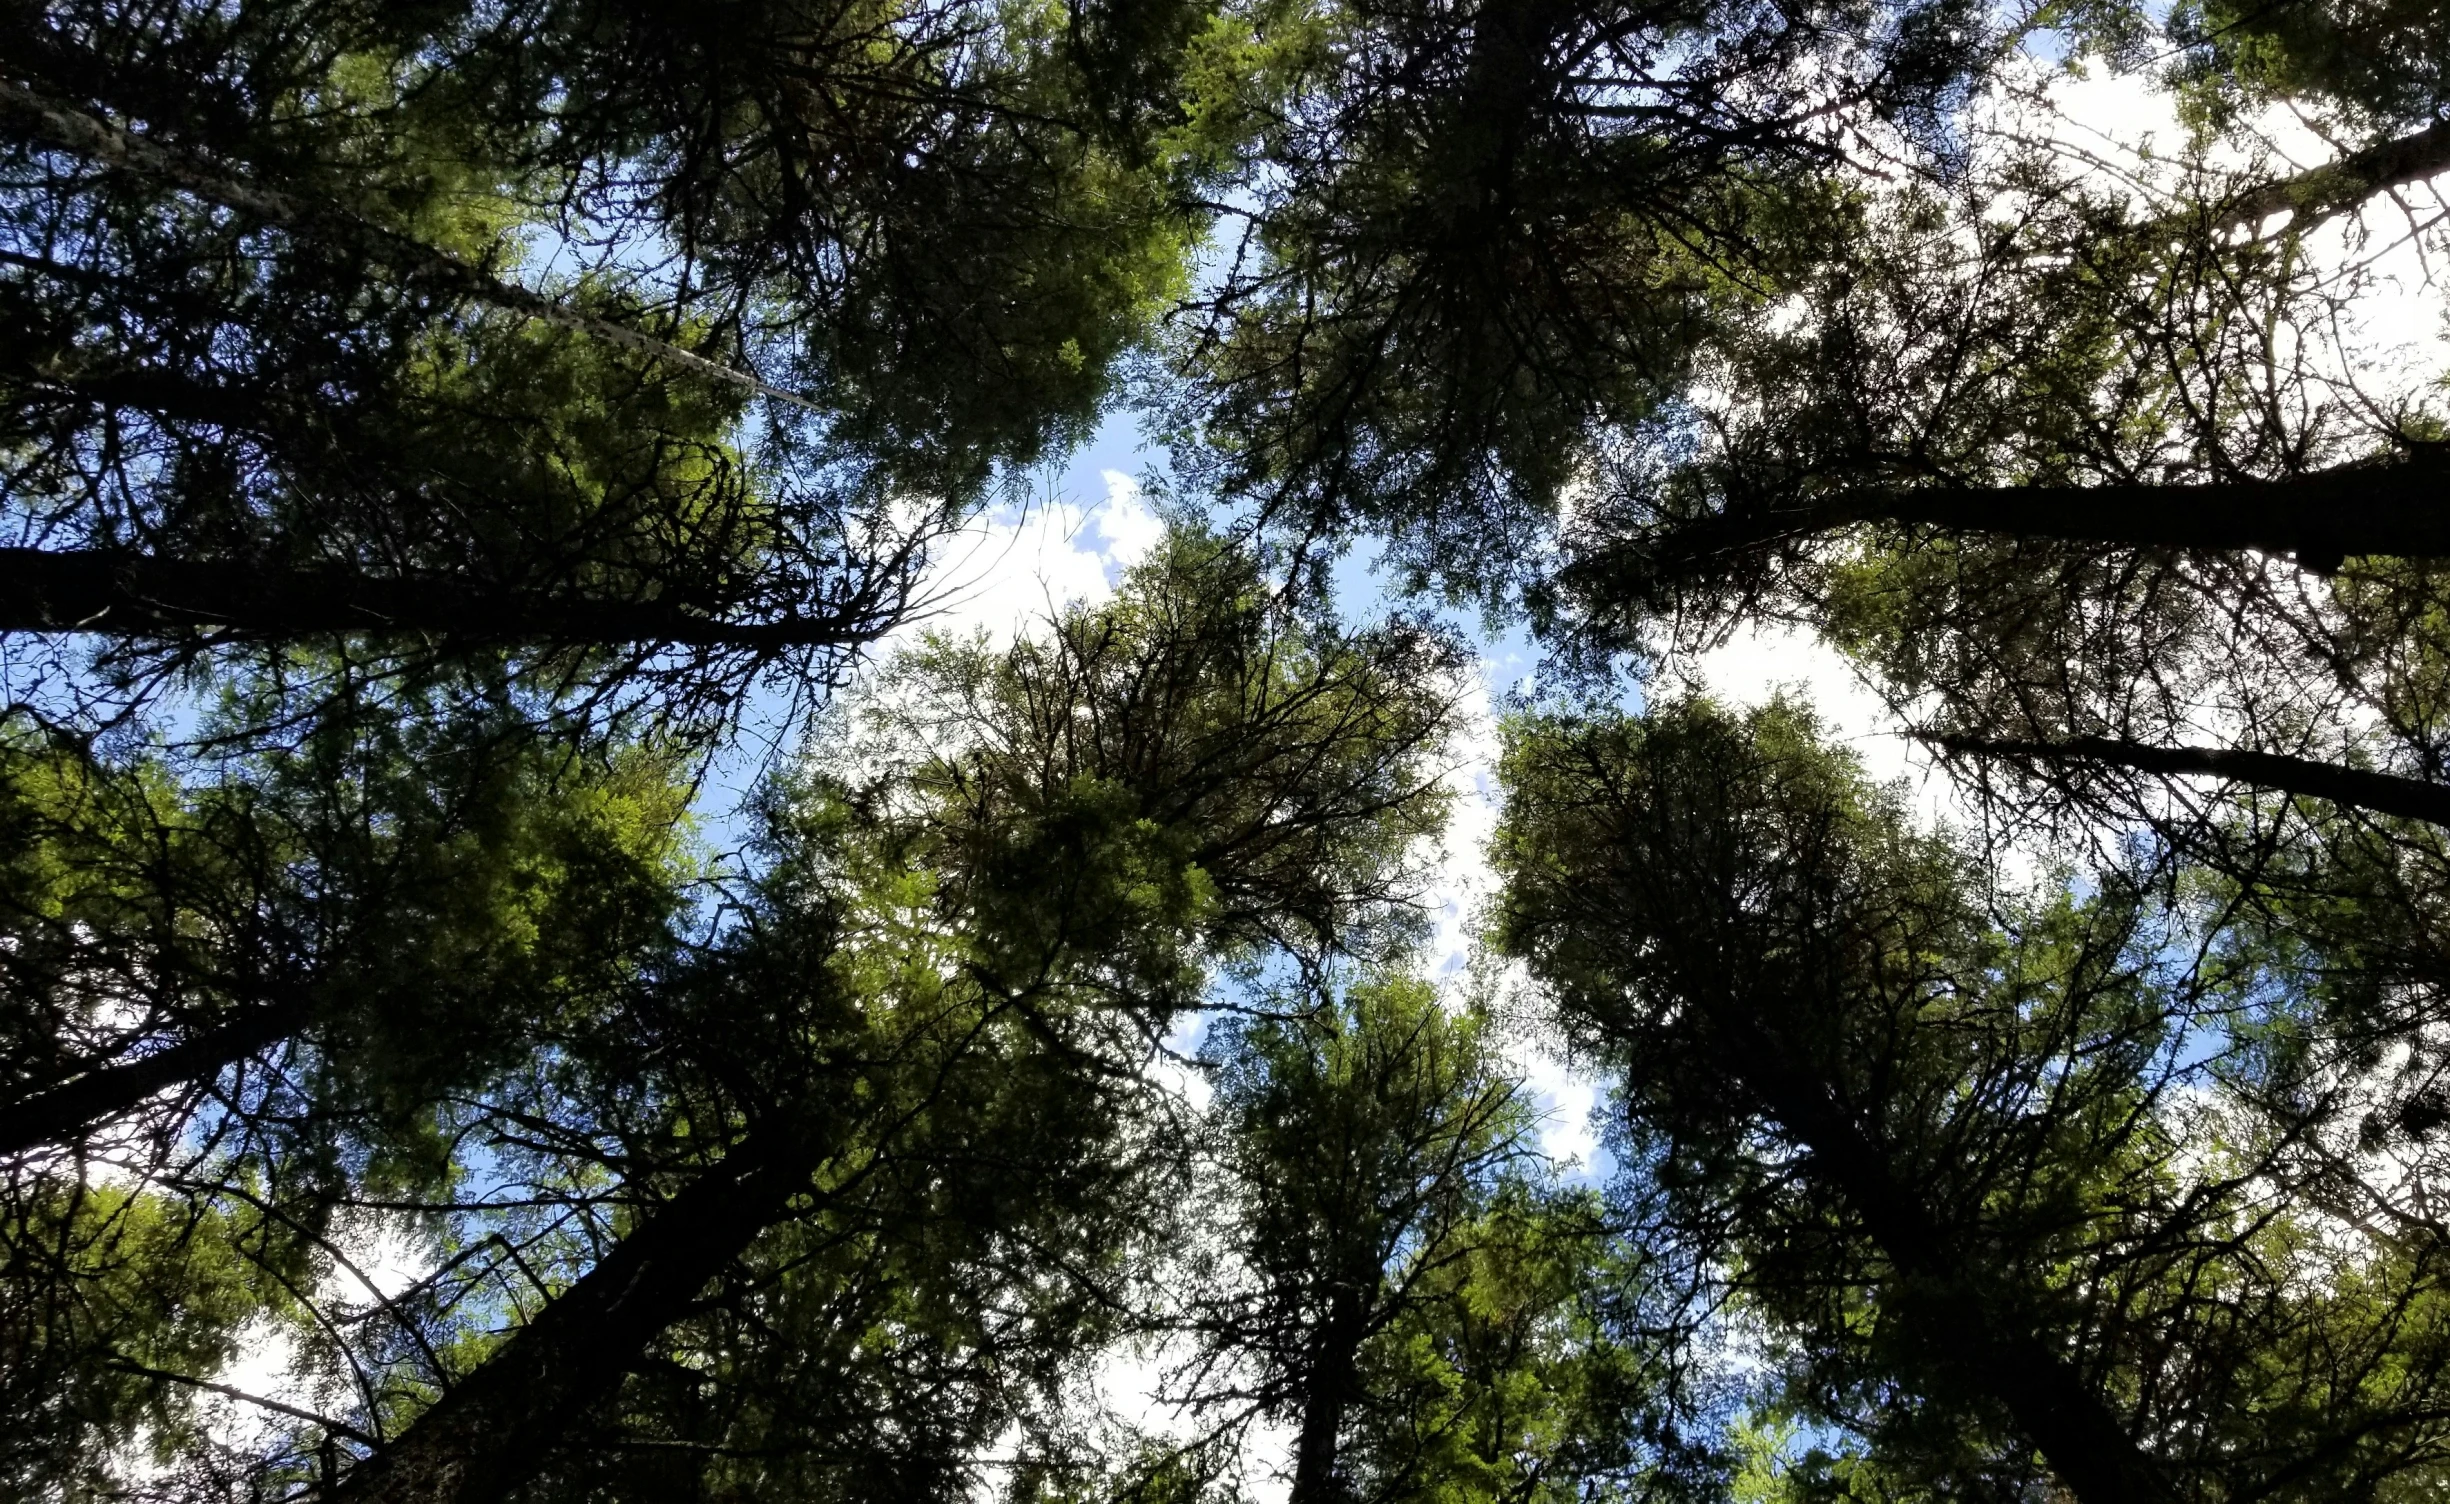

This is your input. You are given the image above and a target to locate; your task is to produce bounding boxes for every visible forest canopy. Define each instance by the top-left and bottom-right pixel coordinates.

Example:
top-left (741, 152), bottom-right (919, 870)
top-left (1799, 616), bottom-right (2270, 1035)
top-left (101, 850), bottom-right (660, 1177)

top-left (3, 0), bottom-right (2449, 1501)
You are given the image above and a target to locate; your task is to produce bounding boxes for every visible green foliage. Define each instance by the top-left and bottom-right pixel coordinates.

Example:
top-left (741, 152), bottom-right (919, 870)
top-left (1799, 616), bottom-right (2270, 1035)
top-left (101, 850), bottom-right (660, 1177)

top-left (1166, 0), bottom-right (1992, 608)
top-left (2166, 0), bottom-right (2450, 129)
top-left (2, 0), bottom-right (1226, 748)
top-left (1204, 974), bottom-right (1532, 1377)
top-left (0, 708), bottom-right (702, 1492)
top-left (1494, 695), bottom-right (2450, 1500)
top-left (33, 534), bottom-right (1472, 1504)
top-left (1352, 1185), bottom-right (1693, 1504)
top-left (0, 1184), bottom-right (286, 1500)
top-left (1166, 968), bottom-right (1714, 1504)
top-left (843, 535), bottom-right (1462, 976)
top-left (0, 706), bottom-right (697, 1131)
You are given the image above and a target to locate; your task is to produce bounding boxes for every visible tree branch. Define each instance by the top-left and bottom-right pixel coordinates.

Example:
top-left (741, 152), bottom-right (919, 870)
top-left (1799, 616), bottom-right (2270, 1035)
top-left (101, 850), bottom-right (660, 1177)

top-left (0, 78), bottom-right (821, 413)
top-left (1933, 733), bottom-right (2450, 829)
top-left (108, 1356), bottom-right (378, 1445)
top-left (0, 997), bottom-right (310, 1157)
top-left (0, 549), bottom-right (891, 650)
top-left (2200, 116), bottom-right (2450, 235)
top-left (1583, 451), bottom-right (2450, 597)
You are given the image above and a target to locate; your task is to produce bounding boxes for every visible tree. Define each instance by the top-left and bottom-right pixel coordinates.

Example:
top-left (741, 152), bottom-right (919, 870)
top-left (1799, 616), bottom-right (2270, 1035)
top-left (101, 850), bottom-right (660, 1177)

top-left (1165, 0), bottom-right (1997, 606)
top-left (1352, 1181), bottom-right (1703, 1504)
top-left (0, 699), bottom-right (697, 1163)
top-left (2143, 0), bottom-right (2450, 142)
top-left (1159, 0), bottom-right (2450, 597)
top-left (0, 703), bottom-right (701, 1499)
top-left (1158, 968), bottom-right (1709, 1504)
top-left (1191, 974), bottom-right (1536, 1504)
top-left (0, 0), bottom-right (1216, 739)
top-left (23, 535), bottom-right (1464, 1504)
top-left (1492, 695), bottom-right (2450, 1503)
top-left (0, 1182), bottom-right (292, 1499)
top-left (1143, 0), bottom-right (2450, 889)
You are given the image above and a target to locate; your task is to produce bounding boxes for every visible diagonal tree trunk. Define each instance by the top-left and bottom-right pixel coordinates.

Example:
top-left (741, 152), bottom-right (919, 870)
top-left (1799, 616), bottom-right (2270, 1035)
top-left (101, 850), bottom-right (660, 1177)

top-left (2195, 116), bottom-right (2450, 235)
top-left (1933, 733), bottom-right (2450, 829)
top-left (1867, 459), bottom-right (2450, 566)
top-left (0, 998), bottom-right (310, 1157)
top-left (1725, 1037), bottom-right (2177, 1504)
top-left (0, 549), bottom-right (890, 649)
top-left (329, 1132), bottom-right (814, 1504)
top-left (0, 78), bottom-right (813, 413)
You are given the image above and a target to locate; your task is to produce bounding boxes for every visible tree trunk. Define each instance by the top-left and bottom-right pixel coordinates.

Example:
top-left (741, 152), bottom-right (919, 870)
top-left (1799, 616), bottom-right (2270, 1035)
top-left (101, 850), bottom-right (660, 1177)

top-left (329, 1132), bottom-right (811, 1504)
top-left (0, 549), bottom-right (883, 649)
top-left (1602, 453), bottom-right (2450, 592)
top-left (1288, 1282), bottom-right (1374, 1504)
top-left (0, 999), bottom-right (308, 1157)
top-left (1871, 458), bottom-right (2450, 565)
top-left (1729, 1044), bottom-right (2177, 1504)
top-left (2201, 116), bottom-right (2450, 234)
top-left (1935, 733), bottom-right (2450, 829)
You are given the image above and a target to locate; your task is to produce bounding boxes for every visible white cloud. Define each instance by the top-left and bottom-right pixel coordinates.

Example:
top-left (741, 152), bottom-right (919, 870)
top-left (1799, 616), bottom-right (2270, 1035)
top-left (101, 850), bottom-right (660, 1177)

top-left (1518, 1045), bottom-right (1602, 1169)
top-left (897, 499), bottom-right (1115, 650)
top-left (1095, 469), bottom-right (1166, 569)
top-left (889, 469), bottom-right (1169, 653)
top-left (1680, 620), bottom-right (1923, 788)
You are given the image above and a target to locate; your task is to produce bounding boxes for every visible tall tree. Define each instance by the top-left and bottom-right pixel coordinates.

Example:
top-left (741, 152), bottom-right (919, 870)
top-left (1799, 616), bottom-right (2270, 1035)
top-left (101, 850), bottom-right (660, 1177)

top-left (1166, 0), bottom-right (1997, 605)
top-left (0, 0), bottom-right (1216, 738)
top-left (1148, 0), bottom-right (2450, 880)
top-left (1493, 695), bottom-right (2450, 1503)
top-left (0, 703), bottom-right (701, 1499)
top-left (1190, 974), bottom-right (1535, 1504)
top-left (0, 698), bottom-right (697, 1163)
top-left (1168, 970), bottom-right (1706, 1504)
top-left (32, 535), bottom-right (1464, 1504)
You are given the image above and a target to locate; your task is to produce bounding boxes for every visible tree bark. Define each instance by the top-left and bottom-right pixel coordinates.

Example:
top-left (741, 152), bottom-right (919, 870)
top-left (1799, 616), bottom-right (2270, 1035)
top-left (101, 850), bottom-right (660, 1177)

top-left (1936, 733), bottom-right (2450, 829)
top-left (1728, 1042), bottom-right (2177, 1504)
top-left (0, 999), bottom-right (308, 1157)
top-left (0, 330), bottom-right (291, 433)
top-left (1871, 458), bottom-right (2450, 565)
top-left (1602, 452), bottom-right (2450, 590)
top-left (2202, 116), bottom-right (2450, 235)
top-left (0, 549), bottom-right (886, 649)
top-left (329, 1133), bottom-right (812, 1504)
top-left (1288, 1282), bottom-right (1374, 1504)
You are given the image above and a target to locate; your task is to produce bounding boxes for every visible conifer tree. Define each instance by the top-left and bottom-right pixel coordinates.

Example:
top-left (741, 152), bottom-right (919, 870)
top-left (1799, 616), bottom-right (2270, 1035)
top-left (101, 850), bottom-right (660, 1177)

top-left (1169, 971), bottom-right (1707, 1504)
top-left (4, 536), bottom-right (1464, 1504)
top-left (1, 0), bottom-right (1215, 738)
top-left (0, 703), bottom-right (701, 1499)
top-left (1494, 695), bottom-right (2450, 1503)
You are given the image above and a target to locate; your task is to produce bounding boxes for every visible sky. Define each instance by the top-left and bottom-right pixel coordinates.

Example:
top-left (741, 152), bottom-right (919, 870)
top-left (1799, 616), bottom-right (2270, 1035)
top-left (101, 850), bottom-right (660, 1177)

top-left (904, 420), bottom-right (1963, 1183)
